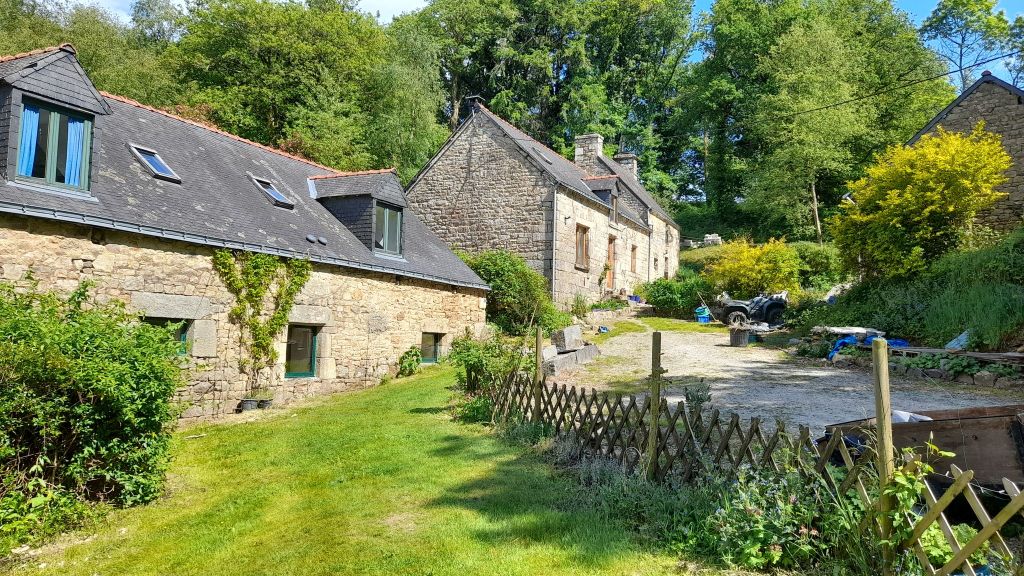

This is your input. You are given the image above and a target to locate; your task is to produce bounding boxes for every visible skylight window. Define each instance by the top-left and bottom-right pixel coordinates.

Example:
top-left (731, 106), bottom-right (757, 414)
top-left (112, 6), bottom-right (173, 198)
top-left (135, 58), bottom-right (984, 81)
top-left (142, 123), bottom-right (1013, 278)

top-left (533, 147), bottom-right (554, 165)
top-left (251, 175), bottom-right (294, 209)
top-left (129, 144), bottom-right (180, 183)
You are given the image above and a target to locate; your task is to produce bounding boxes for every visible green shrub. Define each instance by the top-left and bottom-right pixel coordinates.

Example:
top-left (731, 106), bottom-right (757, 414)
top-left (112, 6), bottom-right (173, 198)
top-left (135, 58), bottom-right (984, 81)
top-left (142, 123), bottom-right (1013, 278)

top-left (396, 345), bottom-right (421, 377)
top-left (636, 275), bottom-right (712, 317)
top-left (452, 394), bottom-right (493, 424)
top-left (458, 250), bottom-right (568, 335)
top-left (448, 331), bottom-right (529, 394)
top-left (678, 243), bottom-right (727, 274)
top-left (797, 229), bottom-right (1024, 349)
top-left (790, 241), bottom-right (845, 290)
top-left (704, 238), bottom-right (801, 299)
top-left (590, 299), bottom-right (628, 311)
top-left (570, 293), bottom-right (589, 318)
top-left (0, 282), bottom-right (184, 553)
top-left (919, 523), bottom-right (990, 568)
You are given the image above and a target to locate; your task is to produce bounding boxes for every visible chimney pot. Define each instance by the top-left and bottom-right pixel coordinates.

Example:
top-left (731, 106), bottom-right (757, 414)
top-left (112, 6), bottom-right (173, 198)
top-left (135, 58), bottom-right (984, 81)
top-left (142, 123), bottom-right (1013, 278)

top-left (981, 70), bottom-right (992, 76)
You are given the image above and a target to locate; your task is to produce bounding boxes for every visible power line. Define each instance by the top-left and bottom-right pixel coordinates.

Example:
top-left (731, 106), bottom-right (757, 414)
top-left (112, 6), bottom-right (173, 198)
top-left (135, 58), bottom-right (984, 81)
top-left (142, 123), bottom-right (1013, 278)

top-left (778, 49), bottom-right (1022, 120)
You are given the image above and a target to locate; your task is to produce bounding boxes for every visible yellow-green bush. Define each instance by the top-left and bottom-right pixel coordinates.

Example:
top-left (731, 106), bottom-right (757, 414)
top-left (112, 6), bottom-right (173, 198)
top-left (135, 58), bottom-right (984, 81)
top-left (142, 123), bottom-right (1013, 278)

top-left (703, 239), bottom-right (801, 299)
top-left (832, 124), bottom-right (1011, 279)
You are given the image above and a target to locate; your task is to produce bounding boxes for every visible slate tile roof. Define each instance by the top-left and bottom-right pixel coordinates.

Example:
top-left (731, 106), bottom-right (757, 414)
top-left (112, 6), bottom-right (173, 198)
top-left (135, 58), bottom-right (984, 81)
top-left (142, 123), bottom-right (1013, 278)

top-left (311, 169), bottom-right (408, 207)
top-left (0, 48), bottom-right (487, 290)
top-left (471, 104), bottom-right (677, 230)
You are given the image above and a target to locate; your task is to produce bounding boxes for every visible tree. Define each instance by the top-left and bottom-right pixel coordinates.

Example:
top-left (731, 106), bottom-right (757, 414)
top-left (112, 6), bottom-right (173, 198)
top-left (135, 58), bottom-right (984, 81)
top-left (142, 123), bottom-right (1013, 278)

top-left (832, 124), bottom-right (1011, 279)
top-left (1006, 16), bottom-right (1024, 86)
top-left (920, 0), bottom-right (1011, 91)
top-left (131, 0), bottom-right (183, 44)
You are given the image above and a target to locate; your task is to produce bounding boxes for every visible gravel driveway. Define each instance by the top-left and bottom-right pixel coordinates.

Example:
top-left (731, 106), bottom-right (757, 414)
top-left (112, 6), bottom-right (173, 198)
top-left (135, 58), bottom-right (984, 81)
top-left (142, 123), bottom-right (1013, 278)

top-left (554, 325), bottom-right (1017, 434)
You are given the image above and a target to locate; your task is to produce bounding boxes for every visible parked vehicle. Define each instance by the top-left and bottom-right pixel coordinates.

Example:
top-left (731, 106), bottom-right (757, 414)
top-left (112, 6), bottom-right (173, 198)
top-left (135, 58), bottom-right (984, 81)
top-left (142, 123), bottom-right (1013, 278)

top-left (714, 291), bottom-right (788, 326)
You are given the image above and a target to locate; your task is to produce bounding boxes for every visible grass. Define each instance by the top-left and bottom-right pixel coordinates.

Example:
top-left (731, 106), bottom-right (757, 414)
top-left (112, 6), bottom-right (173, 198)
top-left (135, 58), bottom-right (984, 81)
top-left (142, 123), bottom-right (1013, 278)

top-left (639, 317), bottom-right (728, 334)
top-left (589, 319), bottom-right (646, 345)
top-left (9, 366), bottom-right (682, 576)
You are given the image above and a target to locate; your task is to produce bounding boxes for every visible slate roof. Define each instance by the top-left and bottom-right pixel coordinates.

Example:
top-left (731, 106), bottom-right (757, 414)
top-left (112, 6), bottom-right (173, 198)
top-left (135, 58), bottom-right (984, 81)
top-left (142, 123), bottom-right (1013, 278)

top-left (908, 72), bottom-right (1024, 145)
top-left (311, 169), bottom-right (408, 207)
top-left (468, 105), bottom-right (677, 230)
top-left (0, 48), bottom-right (487, 290)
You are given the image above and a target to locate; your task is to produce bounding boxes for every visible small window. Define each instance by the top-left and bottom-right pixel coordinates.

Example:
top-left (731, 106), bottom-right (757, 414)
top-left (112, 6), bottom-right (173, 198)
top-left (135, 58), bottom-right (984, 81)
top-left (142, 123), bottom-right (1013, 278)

top-left (610, 196), bottom-right (618, 224)
top-left (16, 100), bottom-right (92, 191)
top-left (533, 146), bottom-right (554, 165)
top-left (285, 325), bottom-right (317, 378)
top-left (252, 176), bottom-right (294, 209)
top-left (630, 245), bottom-right (637, 273)
top-left (143, 317), bottom-right (190, 355)
top-left (664, 256), bottom-right (669, 279)
top-left (374, 202), bottom-right (403, 255)
top-left (575, 224), bottom-right (590, 270)
top-left (130, 144), bottom-right (180, 183)
top-left (421, 333), bottom-right (442, 364)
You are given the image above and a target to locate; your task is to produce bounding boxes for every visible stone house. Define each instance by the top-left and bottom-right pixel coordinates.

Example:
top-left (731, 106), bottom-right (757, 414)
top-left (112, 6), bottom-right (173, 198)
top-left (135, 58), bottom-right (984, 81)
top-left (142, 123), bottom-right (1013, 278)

top-left (909, 71), bottom-right (1024, 230)
top-left (406, 102), bottom-right (680, 305)
top-left (0, 45), bottom-right (488, 418)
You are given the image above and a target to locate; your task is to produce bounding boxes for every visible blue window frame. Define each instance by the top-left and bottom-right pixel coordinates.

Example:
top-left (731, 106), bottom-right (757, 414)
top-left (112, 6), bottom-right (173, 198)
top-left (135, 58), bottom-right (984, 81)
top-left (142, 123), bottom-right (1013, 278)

top-left (130, 144), bottom-right (181, 183)
top-left (420, 333), bottom-right (442, 364)
top-left (285, 325), bottom-right (317, 378)
top-left (16, 100), bottom-right (92, 191)
top-left (252, 176), bottom-right (294, 209)
top-left (373, 202), bottom-right (402, 255)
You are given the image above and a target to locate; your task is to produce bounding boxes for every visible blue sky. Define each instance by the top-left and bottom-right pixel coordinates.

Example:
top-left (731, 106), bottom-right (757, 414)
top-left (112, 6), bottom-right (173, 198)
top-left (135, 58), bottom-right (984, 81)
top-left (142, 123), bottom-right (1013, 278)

top-left (92, 0), bottom-right (1020, 77)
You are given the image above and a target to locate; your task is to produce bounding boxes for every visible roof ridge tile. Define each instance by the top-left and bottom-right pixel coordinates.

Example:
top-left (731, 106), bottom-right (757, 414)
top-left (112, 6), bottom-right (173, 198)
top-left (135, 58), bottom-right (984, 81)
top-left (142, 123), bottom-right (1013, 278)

top-left (0, 44), bottom-right (72, 64)
top-left (309, 168), bottom-right (397, 180)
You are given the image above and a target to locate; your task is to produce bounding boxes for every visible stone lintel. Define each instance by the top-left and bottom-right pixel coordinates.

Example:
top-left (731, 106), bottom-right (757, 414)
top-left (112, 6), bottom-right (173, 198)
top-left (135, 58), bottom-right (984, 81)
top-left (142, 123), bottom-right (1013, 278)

top-left (130, 291), bottom-right (213, 320)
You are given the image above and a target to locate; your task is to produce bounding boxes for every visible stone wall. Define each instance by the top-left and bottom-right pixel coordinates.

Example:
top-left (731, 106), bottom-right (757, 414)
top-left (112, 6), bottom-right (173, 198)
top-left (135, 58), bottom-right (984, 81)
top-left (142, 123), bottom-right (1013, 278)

top-left (0, 214), bottom-right (487, 419)
top-left (406, 114), bottom-right (555, 278)
top-left (921, 78), bottom-right (1024, 230)
top-left (552, 191), bottom-right (653, 303)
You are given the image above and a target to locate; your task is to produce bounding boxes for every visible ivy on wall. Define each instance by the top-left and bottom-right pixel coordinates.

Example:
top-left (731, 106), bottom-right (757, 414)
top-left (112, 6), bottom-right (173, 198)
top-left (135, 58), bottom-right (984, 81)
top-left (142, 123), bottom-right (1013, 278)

top-left (212, 250), bottom-right (312, 391)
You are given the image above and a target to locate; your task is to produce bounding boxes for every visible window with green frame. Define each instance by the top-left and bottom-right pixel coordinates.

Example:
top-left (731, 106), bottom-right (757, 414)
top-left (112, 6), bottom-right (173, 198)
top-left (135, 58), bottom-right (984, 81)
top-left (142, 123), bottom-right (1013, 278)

top-left (420, 333), bottom-right (442, 364)
top-left (142, 317), bottom-right (190, 355)
top-left (285, 325), bottom-right (318, 378)
top-left (373, 202), bottom-right (403, 255)
top-left (16, 99), bottom-right (93, 191)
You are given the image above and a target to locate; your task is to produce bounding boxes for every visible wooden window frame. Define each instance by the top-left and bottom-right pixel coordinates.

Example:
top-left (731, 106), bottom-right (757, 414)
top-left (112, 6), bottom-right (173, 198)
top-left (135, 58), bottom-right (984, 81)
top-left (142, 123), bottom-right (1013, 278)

top-left (575, 224), bottom-right (590, 271)
top-left (630, 245), bottom-right (637, 273)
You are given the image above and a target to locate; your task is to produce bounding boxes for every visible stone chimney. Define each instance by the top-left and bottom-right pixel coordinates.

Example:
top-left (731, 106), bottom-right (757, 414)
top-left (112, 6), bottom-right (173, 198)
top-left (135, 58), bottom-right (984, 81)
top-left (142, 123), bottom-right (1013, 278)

top-left (613, 152), bottom-right (638, 178)
top-left (573, 133), bottom-right (604, 173)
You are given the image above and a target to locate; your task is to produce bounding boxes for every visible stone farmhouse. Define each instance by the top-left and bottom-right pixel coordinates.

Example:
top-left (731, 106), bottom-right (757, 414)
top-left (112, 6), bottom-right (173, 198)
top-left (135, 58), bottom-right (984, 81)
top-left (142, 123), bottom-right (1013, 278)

top-left (406, 102), bottom-right (680, 305)
top-left (909, 71), bottom-right (1024, 230)
top-left (0, 45), bottom-right (488, 418)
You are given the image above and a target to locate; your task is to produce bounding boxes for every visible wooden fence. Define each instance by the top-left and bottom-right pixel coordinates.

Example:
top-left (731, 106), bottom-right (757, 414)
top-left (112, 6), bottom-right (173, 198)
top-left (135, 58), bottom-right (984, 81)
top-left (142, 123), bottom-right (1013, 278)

top-left (492, 332), bottom-right (1024, 576)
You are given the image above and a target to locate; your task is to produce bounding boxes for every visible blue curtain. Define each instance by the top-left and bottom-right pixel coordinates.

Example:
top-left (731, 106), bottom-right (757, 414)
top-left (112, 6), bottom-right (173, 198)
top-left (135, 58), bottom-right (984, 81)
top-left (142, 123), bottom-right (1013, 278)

top-left (64, 117), bottom-right (84, 187)
top-left (17, 105), bottom-right (40, 177)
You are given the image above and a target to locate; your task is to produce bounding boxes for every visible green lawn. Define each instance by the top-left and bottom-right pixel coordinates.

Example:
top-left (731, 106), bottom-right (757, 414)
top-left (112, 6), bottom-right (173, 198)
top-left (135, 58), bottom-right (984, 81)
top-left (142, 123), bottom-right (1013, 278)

top-left (10, 367), bottom-right (680, 576)
top-left (638, 317), bottom-right (728, 334)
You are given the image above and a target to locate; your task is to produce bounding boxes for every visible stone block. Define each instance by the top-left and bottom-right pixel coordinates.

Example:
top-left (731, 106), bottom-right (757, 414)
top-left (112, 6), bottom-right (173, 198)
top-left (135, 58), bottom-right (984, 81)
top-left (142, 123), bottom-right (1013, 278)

top-left (955, 373), bottom-right (974, 384)
top-left (923, 368), bottom-right (948, 380)
top-left (190, 319), bottom-right (218, 358)
top-left (907, 367), bottom-right (924, 379)
top-left (574, 344), bottom-right (600, 364)
top-left (543, 352), bottom-right (578, 376)
top-left (541, 345), bottom-right (559, 361)
top-left (974, 370), bottom-right (996, 387)
top-left (130, 291), bottom-right (213, 320)
top-left (289, 304), bottom-right (332, 325)
top-left (551, 325), bottom-right (585, 353)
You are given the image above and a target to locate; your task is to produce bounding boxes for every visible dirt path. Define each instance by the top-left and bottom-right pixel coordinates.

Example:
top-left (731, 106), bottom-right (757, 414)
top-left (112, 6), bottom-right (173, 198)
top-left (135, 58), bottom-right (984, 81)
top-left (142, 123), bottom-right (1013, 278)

top-left (555, 325), bottom-right (1018, 434)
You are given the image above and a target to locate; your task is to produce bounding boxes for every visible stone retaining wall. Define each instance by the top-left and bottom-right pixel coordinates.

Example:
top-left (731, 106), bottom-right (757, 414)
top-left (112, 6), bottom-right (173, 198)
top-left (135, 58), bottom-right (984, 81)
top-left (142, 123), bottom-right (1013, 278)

top-left (0, 214), bottom-right (487, 418)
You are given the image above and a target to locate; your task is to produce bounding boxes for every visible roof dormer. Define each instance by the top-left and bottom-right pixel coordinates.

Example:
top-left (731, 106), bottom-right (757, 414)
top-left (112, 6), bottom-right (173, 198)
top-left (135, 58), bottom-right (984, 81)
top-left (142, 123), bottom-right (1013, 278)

top-left (311, 169), bottom-right (407, 257)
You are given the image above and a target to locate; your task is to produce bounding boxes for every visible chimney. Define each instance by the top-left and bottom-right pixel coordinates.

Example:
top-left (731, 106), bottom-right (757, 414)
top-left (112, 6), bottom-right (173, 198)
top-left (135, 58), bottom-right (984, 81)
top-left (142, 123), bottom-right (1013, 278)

top-left (574, 133), bottom-right (604, 173)
top-left (613, 152), bottom-right (638, 178)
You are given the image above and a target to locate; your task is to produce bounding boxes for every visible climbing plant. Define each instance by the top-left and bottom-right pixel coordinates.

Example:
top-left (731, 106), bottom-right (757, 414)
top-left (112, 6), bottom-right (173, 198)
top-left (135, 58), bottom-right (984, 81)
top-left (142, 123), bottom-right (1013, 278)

top-left (212, 250), bottom-right (312, 390)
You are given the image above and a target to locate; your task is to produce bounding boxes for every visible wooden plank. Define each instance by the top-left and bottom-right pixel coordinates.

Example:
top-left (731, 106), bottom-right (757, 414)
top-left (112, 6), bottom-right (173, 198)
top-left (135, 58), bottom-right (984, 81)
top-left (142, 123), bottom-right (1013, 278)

top-left (949, 465), bottom-right (1012, 559)
top-left (873, 338), bottom-right (895, 576)
top-left (935, 485), bottom-right (1024, 576)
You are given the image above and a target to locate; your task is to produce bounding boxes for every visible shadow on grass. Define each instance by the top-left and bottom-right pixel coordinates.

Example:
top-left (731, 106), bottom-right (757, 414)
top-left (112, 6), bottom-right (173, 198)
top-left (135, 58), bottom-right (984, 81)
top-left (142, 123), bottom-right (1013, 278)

top-left (408, 406), bottom-right (446, 414)
top-left (424, 434), bottom-right (639, 570)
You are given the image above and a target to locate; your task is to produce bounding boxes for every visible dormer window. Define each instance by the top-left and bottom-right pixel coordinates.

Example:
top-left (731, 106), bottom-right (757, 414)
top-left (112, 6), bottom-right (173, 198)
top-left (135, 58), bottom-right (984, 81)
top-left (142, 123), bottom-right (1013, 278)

top-left (250, 175), bottom-right (294, 209)
top-left (374, 202), bottom-right (402, 255)
top-left (16, 100), bottom-right (92, 191)
top-left (129, 144), bottom-right (180, 183)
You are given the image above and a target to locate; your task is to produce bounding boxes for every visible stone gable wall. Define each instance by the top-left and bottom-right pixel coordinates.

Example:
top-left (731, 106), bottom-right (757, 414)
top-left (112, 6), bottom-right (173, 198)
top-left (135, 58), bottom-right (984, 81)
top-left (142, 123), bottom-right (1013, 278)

top-left (0, 214), bottom-right (486, 419)
top-left (406, 115), bottom-right (555, 278)
top-left (922, 80), bottom-right (1024, 230)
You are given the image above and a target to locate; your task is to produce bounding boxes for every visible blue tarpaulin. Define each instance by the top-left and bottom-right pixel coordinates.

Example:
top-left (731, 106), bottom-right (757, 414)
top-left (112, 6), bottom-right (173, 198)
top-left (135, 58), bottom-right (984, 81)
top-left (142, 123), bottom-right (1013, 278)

top-left (827, 335), bottom-right (909, 360)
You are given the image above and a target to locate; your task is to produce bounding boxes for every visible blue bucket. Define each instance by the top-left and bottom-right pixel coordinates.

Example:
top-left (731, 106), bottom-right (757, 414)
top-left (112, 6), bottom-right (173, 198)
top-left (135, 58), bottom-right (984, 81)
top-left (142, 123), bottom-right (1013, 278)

top-left (696, 314), bottom-right (711, 324)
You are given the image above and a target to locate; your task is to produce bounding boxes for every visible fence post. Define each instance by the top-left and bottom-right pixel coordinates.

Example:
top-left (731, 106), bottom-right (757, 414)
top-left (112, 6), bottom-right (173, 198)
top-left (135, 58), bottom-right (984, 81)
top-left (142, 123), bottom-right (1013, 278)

top-left (533, 326), bottom-right (543, 423)
top-left (646, 331), bottom-right (663, 481)
top-left (872, 337), bottom-right (895, 575)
